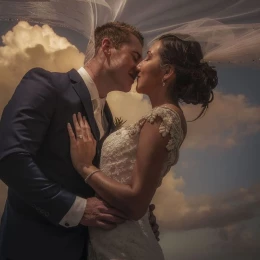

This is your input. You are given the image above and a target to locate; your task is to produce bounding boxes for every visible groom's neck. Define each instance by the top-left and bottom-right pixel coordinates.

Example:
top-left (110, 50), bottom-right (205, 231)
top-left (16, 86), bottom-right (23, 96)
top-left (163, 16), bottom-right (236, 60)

top-left (84, 60), bottom-right (111, 99)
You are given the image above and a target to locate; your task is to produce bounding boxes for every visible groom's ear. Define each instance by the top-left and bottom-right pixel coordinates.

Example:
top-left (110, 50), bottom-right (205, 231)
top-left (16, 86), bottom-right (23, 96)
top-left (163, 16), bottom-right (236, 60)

top-left (101, 38), bottom-right (112, 56)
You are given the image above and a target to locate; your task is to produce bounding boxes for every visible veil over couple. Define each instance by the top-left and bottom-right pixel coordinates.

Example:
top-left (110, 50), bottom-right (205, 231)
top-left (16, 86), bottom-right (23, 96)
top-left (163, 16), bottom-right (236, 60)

top-left (0, 21), bottom-right (217, 260)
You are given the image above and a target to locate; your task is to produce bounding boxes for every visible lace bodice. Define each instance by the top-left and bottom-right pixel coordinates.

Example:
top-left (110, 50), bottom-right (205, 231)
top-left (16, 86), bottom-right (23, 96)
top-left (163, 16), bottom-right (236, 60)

top-left (88, 106), bottom-right (184, 260)
top-left (100, 105), bottom-right (184, 186)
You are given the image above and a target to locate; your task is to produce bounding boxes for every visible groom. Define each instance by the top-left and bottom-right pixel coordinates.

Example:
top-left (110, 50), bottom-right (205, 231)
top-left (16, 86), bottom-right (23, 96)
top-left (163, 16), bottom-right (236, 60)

top-left (0, 22), bottom-right (159, 260)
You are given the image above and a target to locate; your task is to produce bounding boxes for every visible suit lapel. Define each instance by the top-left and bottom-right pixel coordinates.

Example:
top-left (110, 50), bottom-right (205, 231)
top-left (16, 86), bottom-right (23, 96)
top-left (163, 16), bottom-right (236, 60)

top-left (93, 102), bottom-right (115, 167)
top-left (103, 102), bottom-right (115, 136)
top-left (68, 69), bottom-right (100, 141)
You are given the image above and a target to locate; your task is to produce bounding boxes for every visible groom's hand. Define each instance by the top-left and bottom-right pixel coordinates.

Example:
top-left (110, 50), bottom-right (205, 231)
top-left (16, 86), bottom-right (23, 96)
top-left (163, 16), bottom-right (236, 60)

top-left (80, 197), bottom-right (127, 230)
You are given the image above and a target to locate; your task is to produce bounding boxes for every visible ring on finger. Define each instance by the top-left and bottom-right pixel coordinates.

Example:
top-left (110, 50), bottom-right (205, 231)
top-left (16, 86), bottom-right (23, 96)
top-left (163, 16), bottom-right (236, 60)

top-left (77, 134), bottom-right (83, 139)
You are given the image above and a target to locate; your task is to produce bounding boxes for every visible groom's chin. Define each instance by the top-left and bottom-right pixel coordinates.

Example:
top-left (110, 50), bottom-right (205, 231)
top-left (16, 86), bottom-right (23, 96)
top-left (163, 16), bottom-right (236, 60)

top-left (122, 83), bottom-right (134, 93)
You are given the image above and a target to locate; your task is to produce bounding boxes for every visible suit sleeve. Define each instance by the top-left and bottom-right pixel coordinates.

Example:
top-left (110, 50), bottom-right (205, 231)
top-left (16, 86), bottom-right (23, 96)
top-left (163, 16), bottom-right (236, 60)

top-left (0, 68), bottom-right (82, 226)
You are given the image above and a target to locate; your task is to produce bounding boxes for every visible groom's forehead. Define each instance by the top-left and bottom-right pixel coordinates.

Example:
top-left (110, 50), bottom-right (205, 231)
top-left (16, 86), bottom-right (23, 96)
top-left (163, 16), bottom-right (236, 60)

top-left (123, 34), bottom-right (143, 54)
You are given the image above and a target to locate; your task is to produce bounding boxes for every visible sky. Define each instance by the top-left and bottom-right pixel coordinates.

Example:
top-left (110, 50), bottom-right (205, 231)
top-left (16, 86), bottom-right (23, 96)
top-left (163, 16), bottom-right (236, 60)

top-left (0, 1), bottom-right (260, 259)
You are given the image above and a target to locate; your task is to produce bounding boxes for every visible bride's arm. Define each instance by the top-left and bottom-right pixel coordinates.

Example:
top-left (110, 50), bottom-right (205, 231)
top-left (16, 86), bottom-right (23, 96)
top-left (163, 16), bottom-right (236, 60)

top-left (68, 113), bottom-right (170, 221)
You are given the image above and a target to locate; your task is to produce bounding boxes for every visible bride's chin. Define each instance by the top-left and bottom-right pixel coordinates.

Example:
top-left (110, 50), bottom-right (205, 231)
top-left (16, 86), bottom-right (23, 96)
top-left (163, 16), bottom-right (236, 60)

top-left (135, 84), bottom-right (143, 94)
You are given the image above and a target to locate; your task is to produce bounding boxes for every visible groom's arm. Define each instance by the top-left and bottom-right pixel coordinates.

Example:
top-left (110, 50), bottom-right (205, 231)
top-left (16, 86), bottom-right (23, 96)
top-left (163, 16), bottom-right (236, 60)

top-left (0, 68), bottom-right (85, 227)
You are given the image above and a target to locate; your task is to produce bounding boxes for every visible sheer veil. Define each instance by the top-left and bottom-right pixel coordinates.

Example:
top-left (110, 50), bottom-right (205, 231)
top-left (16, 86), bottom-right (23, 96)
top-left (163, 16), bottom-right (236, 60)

top-left (0, 0), bottom-right (259, 66)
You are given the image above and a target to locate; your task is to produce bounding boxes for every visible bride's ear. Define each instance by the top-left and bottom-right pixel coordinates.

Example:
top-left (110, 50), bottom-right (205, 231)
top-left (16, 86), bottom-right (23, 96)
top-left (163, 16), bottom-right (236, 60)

top-left (162, 64), bottom-right (175, 82)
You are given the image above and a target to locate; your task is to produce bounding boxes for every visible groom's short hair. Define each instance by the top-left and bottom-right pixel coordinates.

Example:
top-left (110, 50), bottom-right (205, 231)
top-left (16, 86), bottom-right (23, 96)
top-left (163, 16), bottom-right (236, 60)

top-left (94, 21), bottom-right (144, 54)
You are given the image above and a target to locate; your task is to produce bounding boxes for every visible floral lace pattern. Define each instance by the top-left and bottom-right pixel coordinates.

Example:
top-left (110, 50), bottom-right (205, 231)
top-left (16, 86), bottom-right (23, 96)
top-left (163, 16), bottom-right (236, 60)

top-left (88, 106), bottom-right (184, 260)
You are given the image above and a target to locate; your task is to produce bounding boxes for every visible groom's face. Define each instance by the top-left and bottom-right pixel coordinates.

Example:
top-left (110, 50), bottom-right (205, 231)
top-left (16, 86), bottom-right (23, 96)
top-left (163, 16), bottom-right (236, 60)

top-left (108, 34), bottom-right (143, 92)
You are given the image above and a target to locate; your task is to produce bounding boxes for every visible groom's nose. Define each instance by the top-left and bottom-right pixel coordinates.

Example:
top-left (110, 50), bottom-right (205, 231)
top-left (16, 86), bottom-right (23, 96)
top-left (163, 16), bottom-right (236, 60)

top-left (136, 61), bottom-right (142, 71)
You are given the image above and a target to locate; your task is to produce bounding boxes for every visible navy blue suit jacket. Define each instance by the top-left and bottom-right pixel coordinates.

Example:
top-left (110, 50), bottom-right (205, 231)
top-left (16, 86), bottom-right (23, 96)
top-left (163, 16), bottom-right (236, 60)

top-left (0, 68), bottom-right (115, 260)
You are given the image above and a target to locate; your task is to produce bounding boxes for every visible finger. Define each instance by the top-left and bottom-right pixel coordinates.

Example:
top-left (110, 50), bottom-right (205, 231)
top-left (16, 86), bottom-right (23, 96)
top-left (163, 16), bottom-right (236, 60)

top-left (152, 223), bottom-right (159, 233)
top-left (73, 114), bottom-right (81, 133)
top-left (83, 116), bottom-right (91, 130)
top-left (83, 116), bottom-right (94, 140)
top-left (77, 112), bottom-right (84, 128)
top-left (100, 207), bottom-right (128, 220)
top-left (96, 220), bottom-right (117, 230)
top-left (67, 123), bottom-right (76, 142)
top-left (149, 214), bottom-right (156, 224)
top-left (149, 204), bottom-right (155, 212)
top-left (155, 231), bottom-right (160, 241)
top-left (98, 214), bottom-right (125, 224)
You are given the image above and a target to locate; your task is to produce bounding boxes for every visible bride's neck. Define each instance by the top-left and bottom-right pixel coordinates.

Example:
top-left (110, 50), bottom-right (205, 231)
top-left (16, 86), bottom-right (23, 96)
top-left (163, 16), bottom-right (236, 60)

top-left (148, 88), bottom-right (179, 108)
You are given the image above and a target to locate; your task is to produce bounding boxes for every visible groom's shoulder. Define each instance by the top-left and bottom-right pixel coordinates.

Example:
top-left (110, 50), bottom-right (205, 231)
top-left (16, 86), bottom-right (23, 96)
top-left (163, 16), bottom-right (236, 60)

top-left (24, 67), bottom-right (77, 91)
top-left (25, 67), bottom-right (72, 79)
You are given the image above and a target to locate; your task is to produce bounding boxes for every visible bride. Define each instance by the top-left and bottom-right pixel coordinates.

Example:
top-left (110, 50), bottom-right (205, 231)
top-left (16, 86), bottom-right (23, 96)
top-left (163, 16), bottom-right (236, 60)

top-left (67, 33), bottom-right (218, 259)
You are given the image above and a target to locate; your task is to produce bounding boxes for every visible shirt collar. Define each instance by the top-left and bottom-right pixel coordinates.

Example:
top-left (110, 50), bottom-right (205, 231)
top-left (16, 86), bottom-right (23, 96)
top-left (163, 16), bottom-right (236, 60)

top-left (77, 67), bottom-right (100, 101)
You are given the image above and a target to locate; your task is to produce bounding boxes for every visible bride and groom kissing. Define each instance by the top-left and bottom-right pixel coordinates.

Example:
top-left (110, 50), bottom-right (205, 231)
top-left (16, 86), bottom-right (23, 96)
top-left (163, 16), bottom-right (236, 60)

top-left (0, 21), bottom-right (217, 260)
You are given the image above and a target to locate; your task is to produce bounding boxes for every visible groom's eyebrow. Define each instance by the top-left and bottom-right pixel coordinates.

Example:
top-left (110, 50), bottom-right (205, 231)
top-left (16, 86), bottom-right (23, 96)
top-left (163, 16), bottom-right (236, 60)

top-left (132, 51), bottom-right (142, 60)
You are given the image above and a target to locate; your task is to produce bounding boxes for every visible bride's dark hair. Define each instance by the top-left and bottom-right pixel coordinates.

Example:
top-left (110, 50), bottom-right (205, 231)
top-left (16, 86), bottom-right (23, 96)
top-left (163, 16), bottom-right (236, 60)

top-left (157, 34), bottom-right (218, 120)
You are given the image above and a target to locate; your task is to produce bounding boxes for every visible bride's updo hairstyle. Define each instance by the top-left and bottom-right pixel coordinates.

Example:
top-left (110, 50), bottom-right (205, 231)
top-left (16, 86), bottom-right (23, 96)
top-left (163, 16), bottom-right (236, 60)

top-left (157, 34), bottom-right (218, 120)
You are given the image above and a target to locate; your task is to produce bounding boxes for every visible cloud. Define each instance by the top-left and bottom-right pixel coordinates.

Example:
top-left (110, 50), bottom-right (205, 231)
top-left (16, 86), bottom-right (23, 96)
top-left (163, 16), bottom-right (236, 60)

top-left (214, 222), bottom-right (260, 258)
top-left (181, 91), bottom-right (260, 149)
top-left (0, 21), bottom-right (85, 116)
top-left (107, 90), bottom-right (151, 125)
top-left (152, 172), bottom-right (260, 231)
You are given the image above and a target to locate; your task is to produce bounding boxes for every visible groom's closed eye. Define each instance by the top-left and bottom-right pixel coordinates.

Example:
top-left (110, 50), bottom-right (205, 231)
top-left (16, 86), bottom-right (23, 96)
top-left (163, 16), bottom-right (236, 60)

top-left (132, 51), bottom-right (142, 62)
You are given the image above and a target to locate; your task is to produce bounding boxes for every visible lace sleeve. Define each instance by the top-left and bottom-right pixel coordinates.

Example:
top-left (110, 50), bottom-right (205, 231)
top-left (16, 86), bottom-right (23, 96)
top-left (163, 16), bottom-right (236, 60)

top-left (143, 106), bottom-right (184, 151)
top-left (125, 105), bottom-right (184, 178)
top-left (138, 106), bottom-right (184, 178)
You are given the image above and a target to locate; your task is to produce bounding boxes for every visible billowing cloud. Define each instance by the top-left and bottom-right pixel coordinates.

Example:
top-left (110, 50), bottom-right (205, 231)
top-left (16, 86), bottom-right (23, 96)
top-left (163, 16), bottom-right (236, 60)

top-left (0, 21), bottom-right (84, 116)
top-left (182, 92), bottom-right (260, 149)
top-left (152, 173), bottom-right (260, 231)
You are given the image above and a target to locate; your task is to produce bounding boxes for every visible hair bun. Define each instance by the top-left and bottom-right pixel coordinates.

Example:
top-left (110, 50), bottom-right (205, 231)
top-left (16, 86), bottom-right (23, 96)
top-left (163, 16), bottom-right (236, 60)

top-left (177, 62), bottom-right (217, 107)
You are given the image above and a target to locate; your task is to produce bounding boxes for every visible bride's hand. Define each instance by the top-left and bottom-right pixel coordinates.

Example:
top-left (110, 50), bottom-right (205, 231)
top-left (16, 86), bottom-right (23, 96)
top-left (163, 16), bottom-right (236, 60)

top-left (67, 112), bottom-right (97, 176)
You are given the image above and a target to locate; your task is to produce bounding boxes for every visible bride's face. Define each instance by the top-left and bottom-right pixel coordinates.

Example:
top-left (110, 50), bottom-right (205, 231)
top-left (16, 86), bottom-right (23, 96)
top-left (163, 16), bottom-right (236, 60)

top-left (136, 41), bottom-right (164, 95)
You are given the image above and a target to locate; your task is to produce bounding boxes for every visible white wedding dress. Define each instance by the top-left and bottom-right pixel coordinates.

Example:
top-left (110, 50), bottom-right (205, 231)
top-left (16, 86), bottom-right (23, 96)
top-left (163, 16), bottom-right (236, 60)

top-left (88, 105), bottom-right (184, 260)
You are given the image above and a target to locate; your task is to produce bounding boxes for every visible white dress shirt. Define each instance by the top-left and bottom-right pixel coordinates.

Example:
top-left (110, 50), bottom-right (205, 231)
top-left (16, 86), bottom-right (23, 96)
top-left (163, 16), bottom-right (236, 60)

top-left (59, 67), bottom-right (107, 228)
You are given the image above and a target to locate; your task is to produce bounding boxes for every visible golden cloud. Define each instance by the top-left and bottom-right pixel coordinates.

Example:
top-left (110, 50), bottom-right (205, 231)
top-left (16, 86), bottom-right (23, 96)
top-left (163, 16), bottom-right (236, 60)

top-left (0, 21), bottom-right (85, 117)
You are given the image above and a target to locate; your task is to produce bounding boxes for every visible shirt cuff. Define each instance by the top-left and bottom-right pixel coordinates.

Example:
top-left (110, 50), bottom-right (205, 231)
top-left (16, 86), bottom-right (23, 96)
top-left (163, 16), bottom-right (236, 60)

top-left (59, 196), bottom-right (87, 228)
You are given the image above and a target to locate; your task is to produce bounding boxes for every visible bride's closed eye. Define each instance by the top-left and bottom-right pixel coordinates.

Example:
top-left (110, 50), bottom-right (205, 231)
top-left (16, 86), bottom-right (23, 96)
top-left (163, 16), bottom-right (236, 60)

top-left (144, 51), bottom-right (152, 61)
top-left (144, 56), bottom-right (149, 61)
